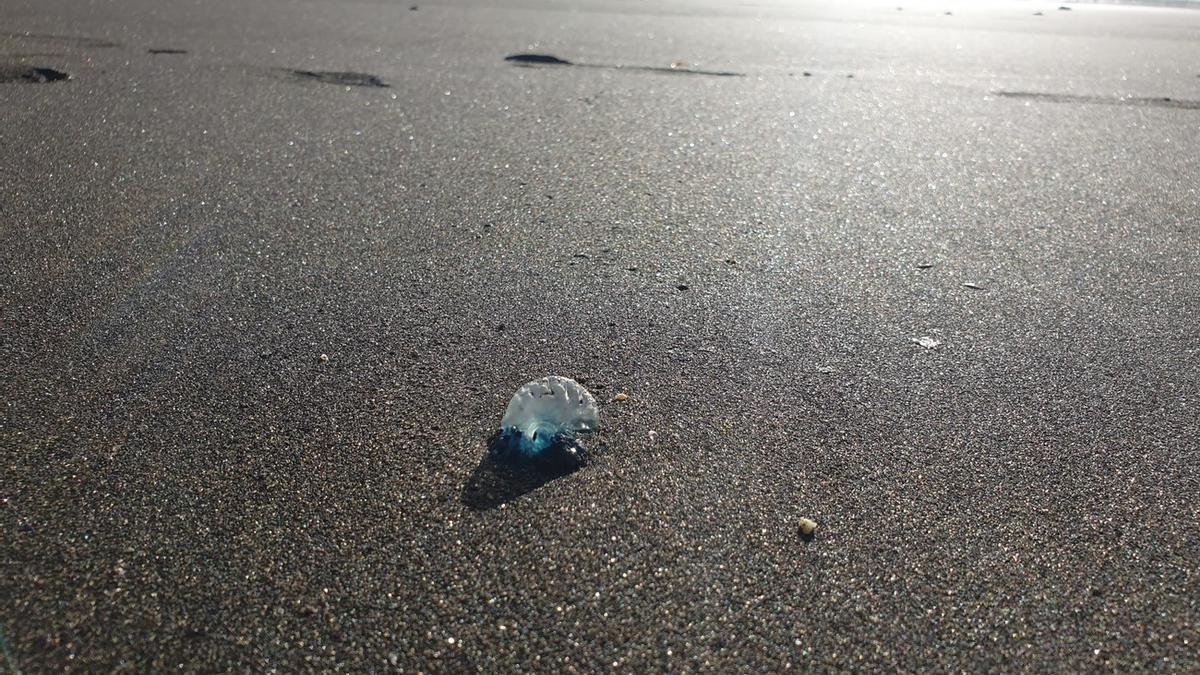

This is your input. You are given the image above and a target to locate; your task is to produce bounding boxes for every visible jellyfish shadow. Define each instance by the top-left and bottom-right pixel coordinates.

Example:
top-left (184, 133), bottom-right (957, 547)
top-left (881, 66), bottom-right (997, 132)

top-left (461, 431), bottom-right (587, 511)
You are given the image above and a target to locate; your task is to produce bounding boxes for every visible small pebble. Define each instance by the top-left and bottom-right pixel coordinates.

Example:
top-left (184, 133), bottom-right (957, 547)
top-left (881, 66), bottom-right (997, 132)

top-left (912, 336), bottom-right (942, 349)
top-left (319, 353), bottom-right (330, 362)
top-left (614, 393), bottom-right (628, 402)
top-left (799, 517), bottom-right (818, 536)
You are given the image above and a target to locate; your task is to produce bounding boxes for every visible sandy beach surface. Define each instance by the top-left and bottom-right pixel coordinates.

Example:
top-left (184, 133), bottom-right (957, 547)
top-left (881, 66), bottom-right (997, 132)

top-left (2, 0), bottom-right (1198, 670)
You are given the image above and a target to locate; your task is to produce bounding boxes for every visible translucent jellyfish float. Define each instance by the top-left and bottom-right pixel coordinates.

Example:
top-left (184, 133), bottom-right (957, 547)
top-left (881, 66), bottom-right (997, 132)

top-left (494, 376), bottom-right (599, 464)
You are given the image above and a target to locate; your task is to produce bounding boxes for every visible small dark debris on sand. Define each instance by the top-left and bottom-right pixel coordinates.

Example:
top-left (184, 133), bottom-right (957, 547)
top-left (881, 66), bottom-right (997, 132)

top-left (996, 90), bottom-right (1200, 110)
top-left (505, 53), bottom-right (742, 77)
top-left (147, 48), bottom-right (187, 54)
top-left (291, 69), bottom-right (389, 87)
top-left (505, 54), bottom-right (573, 66)
top-left (0, 65), bottom-right (70, 83)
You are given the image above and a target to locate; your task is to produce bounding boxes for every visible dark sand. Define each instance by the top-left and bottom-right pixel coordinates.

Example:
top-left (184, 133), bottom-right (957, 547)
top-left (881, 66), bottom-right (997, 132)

top-left (2, 0), bottom-right (1198, 670)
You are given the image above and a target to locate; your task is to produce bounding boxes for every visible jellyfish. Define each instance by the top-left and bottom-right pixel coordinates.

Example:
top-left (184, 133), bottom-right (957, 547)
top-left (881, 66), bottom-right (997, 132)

top-left (496, 376), bottom-right (599, 462)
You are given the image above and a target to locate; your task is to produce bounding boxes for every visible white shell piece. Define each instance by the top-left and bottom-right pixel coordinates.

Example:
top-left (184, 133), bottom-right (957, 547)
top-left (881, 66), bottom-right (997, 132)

top-left (501, 376), bottom-right (600, 444)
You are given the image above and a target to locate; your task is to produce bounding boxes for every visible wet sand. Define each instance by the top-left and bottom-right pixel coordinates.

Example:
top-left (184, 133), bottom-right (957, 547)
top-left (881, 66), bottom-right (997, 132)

top-left (2, 0), bottom-right (1199, 670)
